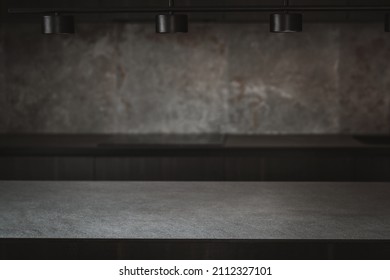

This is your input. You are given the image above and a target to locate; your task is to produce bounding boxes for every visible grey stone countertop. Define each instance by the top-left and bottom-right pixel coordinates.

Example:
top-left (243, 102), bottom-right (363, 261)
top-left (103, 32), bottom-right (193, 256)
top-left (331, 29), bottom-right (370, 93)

top-left (1, 181), bottom-right (390, 240)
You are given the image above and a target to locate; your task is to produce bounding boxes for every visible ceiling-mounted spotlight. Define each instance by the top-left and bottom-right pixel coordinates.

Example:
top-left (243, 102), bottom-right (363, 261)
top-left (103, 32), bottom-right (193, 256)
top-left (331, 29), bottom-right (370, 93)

top-left (156, 0), bottom-right (188, 34)
top-left (386, 14), bottom-right (390, 32)
top-left (42, 14), bottom-right (75, 35)
top-left (156, 14), bottom-right (188, 33)
top-left (270, 0), bottom-right (302, 33)
top-left (270, 13), bottom-right (302, 33)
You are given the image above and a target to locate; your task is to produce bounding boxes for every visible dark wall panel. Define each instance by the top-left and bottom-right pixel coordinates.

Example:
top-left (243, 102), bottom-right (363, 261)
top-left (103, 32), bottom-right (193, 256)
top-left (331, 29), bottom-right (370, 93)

top-left (0, 152), bottom-right (389, 182)
top-left (0, 157), bottom-right (95, 181)
top-left (354, 157), bottom-right (390, 182)
top-left (95, 157), bottom-right (165, 181)
top-left (56, 157), bottom-right (95, 181)
top-left (95, 156), bottom-right (225, 181)
top-left (225, 156), bottom-right (264, 181)
top-left (264, 157), bottom-right (354, 182)
top-left (0, 157), bottom-right (13, 180)
top-left (11, 157), bottom-right (57, 180)
top-left (163, 157), bottom-right (225, 181)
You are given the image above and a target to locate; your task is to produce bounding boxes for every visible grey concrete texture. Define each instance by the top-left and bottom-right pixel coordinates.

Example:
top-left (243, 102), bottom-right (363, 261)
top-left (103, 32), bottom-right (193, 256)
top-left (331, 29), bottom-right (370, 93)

top-left (0, 22), bottom-right (389, 134)
top-left (0, 24), bottom-right (7, 130)
top-left (339, 24), bottom-right (390, 133)
top-left (1, 181), bottom-right (390, 239)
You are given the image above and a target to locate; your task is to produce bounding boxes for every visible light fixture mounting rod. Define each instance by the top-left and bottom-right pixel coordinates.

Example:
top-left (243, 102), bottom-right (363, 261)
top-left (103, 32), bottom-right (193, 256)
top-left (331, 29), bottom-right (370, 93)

top-left (169, 0), bottom-right (174, 15)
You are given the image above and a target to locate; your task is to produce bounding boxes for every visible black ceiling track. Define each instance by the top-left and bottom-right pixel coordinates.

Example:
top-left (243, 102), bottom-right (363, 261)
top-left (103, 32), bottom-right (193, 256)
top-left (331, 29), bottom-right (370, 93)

top-left (8, 6), bottom-right (390, 15)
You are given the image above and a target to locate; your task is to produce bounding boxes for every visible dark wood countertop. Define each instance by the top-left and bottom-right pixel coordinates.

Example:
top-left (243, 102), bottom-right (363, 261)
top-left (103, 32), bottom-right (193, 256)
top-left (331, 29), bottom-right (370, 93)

top-left (0, 134), bottom-right (390, 156)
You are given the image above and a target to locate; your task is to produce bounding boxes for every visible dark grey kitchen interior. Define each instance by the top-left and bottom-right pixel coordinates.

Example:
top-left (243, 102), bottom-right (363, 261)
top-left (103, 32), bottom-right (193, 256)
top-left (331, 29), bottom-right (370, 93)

top-left (1, 0), bottom-right (390, 260)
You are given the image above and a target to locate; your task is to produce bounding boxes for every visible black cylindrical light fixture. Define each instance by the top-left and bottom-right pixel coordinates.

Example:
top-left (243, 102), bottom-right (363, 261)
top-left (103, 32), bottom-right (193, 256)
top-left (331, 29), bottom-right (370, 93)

top-left (42, 14), bottom-right (75, 34)
top-left (156, 14), bottom-right (188, 33)
top-left (156, 0), bottom-right (188, 34)
top-left (386, 14), bottom-right (390, 32)
top-left (270, 13), bottom-right (302, 33)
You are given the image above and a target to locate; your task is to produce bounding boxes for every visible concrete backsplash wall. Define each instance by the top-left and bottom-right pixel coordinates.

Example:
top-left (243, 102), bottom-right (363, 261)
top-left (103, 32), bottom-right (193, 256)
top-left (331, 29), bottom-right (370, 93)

top-left (0, 23), bottom-right (389, 134)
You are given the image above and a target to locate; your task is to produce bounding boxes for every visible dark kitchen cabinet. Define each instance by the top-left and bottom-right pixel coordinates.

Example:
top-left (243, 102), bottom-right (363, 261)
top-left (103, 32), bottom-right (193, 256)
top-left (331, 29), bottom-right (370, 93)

top-left (56, 157), bottom-right (95, 181)
top-left (224, 156), bottom-right (264, 181)
top-left (264, 156), bottom-right (354, 182)
top-left (94, 156), bottom-right (225, 181)
top-left (1, 135), bottom-right (390, 182)
top-left (0, 157), bottom-right (94, 181)
top-left (0, 153), bottom-right (390, 182)
top-left (353, 156), bottom-right (390, 182)
top-left (11, 157), bottom-right (57, 180)
top-left (164, 157), bottom-right (225, 181)
top-left (95, 157), bottom-right (166, 181)
top-left (0, 157), bottom-right (13, 180)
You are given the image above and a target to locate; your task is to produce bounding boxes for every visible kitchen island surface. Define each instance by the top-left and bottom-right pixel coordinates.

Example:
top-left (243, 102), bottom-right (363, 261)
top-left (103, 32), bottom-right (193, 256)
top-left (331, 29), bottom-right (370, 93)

top-left (1, 181), bottom-right (389, 240)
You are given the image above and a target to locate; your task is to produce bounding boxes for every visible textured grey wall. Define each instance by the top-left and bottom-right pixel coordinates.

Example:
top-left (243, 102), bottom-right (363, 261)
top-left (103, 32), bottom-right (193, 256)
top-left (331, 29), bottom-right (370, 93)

top-left (0, 23), bottom-right (389, 134)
